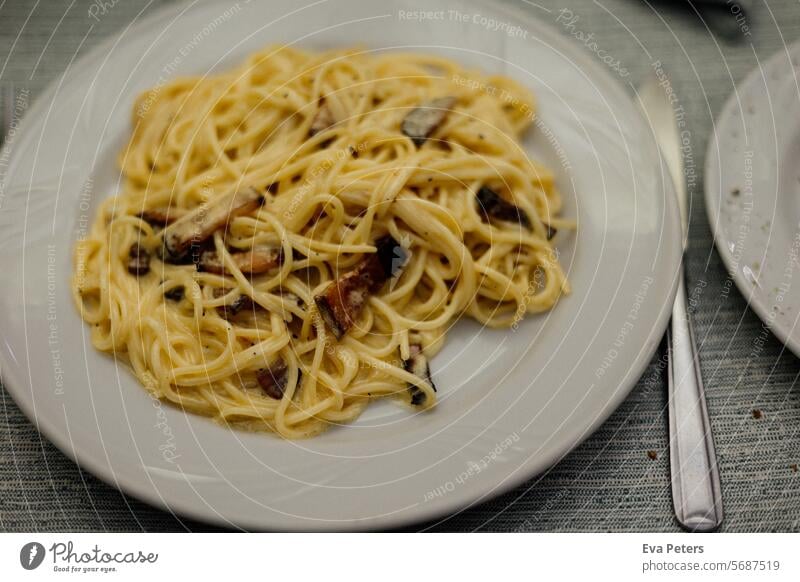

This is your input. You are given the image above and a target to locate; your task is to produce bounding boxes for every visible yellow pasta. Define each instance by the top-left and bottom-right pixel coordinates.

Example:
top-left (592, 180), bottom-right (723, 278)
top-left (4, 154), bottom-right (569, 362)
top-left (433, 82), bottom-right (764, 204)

top-left (72, 46), bottom-right (570, 439)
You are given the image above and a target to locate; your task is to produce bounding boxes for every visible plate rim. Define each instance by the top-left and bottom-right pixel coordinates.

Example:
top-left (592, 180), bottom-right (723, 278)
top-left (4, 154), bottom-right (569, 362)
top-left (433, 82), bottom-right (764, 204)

top-left (0, 0), bottom-right (682, 530)
top-left (704, 39), bottom-right (800, 360)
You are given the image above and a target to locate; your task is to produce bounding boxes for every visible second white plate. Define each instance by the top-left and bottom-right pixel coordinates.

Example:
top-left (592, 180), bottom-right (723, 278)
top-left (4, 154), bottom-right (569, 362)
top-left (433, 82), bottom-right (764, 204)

top-left (706, 41), bottom-right (800, 358)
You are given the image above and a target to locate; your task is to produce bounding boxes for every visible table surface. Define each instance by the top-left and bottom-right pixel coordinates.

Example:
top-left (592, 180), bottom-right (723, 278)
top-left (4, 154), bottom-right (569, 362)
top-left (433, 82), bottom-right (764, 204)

top-left (1, 0), bottom-right (799, 532)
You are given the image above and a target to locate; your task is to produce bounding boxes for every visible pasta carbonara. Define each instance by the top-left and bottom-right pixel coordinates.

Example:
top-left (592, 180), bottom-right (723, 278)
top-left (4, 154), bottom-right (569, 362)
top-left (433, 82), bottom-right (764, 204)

top-left (73, 46), bottom-right (570, 439)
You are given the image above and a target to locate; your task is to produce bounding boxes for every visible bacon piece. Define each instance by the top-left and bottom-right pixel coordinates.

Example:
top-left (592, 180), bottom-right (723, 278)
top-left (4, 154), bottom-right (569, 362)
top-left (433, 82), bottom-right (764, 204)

top-left (256, 360), bottom-right (298, 400)
top-left (138, 206), bottom-right (188, 227)
top-left (198, 246), bottom-right (283, 276)
top-left (404, 343), bottom-right (435, 406)
top-left (314, 236), bottom-right (407, 339)
top-left (159, 187), bottom-right (264, 263)
top-left (127, 243), bottom-right (151, 276)
top-left (476, 186), bottom-right (531, 229)
top-left (401, 96), bottom-right (457, 147)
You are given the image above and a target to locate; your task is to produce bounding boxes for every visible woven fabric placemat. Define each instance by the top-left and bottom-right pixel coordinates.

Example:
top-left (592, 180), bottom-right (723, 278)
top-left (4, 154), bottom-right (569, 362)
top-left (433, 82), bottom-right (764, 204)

top-left (1, 0), bottom-right (799, 532)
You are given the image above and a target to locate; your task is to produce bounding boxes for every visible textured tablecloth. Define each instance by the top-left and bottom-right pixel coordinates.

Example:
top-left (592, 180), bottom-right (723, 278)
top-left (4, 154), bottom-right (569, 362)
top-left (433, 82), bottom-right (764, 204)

top-left (1, 0), bottom-right (799, 532)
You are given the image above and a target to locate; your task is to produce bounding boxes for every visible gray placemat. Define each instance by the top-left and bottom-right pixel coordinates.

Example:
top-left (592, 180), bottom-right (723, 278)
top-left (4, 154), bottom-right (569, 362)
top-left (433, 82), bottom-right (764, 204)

top-left (1, 0), bottom-right (799, 532)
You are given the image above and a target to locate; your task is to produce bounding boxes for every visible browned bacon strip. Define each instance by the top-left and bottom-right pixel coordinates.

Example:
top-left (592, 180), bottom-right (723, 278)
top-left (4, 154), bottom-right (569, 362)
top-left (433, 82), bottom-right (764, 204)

top-left (159, 187), bottom-right (264, 263)
top-left (314, 236), bottom-right (407, 340)
top-left (401, 96), bottom-right (457, 147)
top-left (198, 246), bottom-right (283, 276)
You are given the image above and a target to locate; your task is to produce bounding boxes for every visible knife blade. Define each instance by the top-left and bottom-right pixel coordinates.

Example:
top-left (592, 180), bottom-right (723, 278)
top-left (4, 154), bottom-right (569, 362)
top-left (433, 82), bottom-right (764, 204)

top-left (639, 77), bottom-right (688, 244)
top-left (638, 74), bottom-right (724, 532)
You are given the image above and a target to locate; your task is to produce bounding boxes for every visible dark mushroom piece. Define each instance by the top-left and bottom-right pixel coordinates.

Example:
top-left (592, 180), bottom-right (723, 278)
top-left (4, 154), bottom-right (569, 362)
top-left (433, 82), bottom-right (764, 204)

top-left (159, 186), bottom-right (265, 263)
top-left (127, 243), bottom-right (151, 276)
top-left (138, 206), bottom-right (188, 227)
top-left (401, 96), bottom-right (457, 147)
top-left (476, 186), bottom-right (531, 229)
top-left (217, 294), bottom-right (255, 319)
top-left (198, 246), bottom-right (283, 276)
top-left (314, 236), bottom-right (408, 340)
top-left (164, 285), bottom-right (185, 301)
top-left (256, 359), bottom-right (299, 400)
top-left (476, 186), bottom-right (557, 239)
top-left (309, 102), bottom-right (336, 137)
top-left (404, 343), bottom-right (436, 406)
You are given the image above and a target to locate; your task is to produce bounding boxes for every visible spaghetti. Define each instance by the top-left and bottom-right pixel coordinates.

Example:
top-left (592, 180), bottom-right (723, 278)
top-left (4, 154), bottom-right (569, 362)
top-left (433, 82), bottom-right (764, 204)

top-left (73, 46), bottom-right (571, 439)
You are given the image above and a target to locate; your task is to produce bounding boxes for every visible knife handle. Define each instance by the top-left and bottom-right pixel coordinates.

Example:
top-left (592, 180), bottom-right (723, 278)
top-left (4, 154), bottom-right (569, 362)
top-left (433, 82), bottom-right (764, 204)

top-left (667, 268), bottom-right (724, 532)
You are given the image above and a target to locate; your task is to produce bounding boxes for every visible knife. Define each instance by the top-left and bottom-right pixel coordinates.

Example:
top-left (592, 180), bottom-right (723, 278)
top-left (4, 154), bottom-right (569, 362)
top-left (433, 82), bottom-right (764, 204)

top-left (638, 75), bottom-right (724, 532)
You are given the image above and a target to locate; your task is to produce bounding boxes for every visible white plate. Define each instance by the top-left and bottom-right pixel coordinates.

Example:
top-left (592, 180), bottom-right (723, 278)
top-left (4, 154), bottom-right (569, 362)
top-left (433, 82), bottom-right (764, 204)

top-left (706, 41), bottom-right (800, 358)
top-left (0, 0), bottom-right (681, 530)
